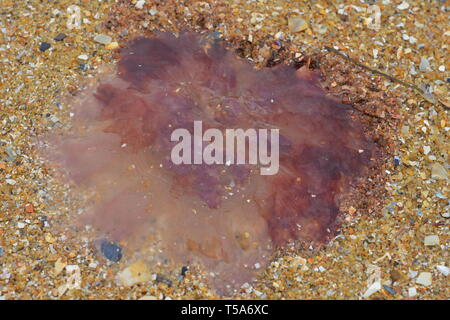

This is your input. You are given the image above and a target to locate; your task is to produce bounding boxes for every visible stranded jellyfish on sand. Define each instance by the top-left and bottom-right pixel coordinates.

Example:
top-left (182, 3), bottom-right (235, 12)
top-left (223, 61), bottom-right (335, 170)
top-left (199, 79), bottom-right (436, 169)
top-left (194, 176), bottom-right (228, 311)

top-left (41, 32), bottom-right (374, 291)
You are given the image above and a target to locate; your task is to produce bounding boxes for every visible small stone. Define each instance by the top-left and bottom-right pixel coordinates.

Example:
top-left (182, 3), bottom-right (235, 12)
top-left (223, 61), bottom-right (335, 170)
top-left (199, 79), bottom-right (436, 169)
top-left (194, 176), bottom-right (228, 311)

top-left (180, 265), bottom-right (188, 277)
top-left (383, 285), bottom-right (396, 295)
top-left (431, 163), bottom-right (447, 180)
top-left (408, 269), bottom-right (418, 278)
top-left (390, 270), bottom-right (403, 282)
top-left (79, 63), bottom-right (89, 71)
top-left (135, 0), bottom-right (146, 9)
top-left (45, 233), bottom-right (55, 243)
top-left (118, 260), bottom-right (151, 286)
top-left (94, 34), bottom-right (112, 45)
top-left (419, 57), bottom-right (431, 72)
top-left (100, 241), bottom-right (122, 262)
top-left (416, 272), bottom-right (432, 286)
top-left (78, 54), bottom-right (89, 61)
top-left (397, 1), bottom-right (410, 10)
top-left (54, 258), bottom-right (66, 276)
top-left (436, 265), bottom-right (449, 276)
top-left (363, 281), bottom-right (381, 298)
top-left (288, 16), bottom-right (308, 33)
top-left (408, 287), bottom-right (417, 297)
top-left (39, 42), bottom-right (51, 52)
top-left (155, 274), bottom-right (172, 287)
top-left (105, 41), bottom-right (119, 50)
top-left (438, 65), bottom-right (445, 72)
top-left (424, 235), bottom-right (440, 246)
top-left (25, 204), bottom-right (34, 213)
top-left (409, 36), bottom-right (417, 44)
top-left (5, 179), bottom-right (16, 185)
top-left (149, 9), bottom-right (158, 16)
top-left (0, 246), bottom-right (4, 257)
top-left (54, 33), bottom-right (67, 41)
top-left (140, 295), bottom-right (157, 300)
top-left (17, 222), bottom-right (25, 229)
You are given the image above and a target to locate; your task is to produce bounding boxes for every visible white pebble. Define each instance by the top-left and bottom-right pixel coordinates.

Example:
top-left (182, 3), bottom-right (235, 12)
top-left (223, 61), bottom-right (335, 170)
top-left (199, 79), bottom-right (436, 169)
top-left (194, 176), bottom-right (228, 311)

top-left (135, 0), bottom-right (146, 9)
top-left (5, 179), bottom-right (16, 185)
top-left (363, 281), bottom-right (381, 298)
top-left (94, 34), bottom-right (112, 45)
top-left (424, 235), bottom-right (440, 246)
top-left (419, 57), bottom-right (431, 72)
top-left (408, 287), bottom-right (417, 297)
top-left (373, 49), bottom-right (378, 58)
top-left (438, 65), bottom-right (445, 72)
top-left (436, 265), bottom-right (449, 276)
top-left (397, 1), bottom-right (410, 10)
top-left (416, 272), bottom-right (432, 286)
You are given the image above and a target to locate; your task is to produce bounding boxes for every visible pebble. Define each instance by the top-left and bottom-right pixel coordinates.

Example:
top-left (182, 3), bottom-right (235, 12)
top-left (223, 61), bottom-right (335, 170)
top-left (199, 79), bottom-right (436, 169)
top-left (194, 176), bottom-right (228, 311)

top-left (39, 42), bottom-right (51, 52)
top-left (118, 260), bottom-right (151, 286)
top-left (105, 41), bottom-right (119, 50)
top-left (180, 265), bottom-right (188, 277)
top-left (419, 57), bottom-right (431, 72)
top-left (424, 235), bottom-right (440, 246)
top-left (78, 54), bottom-right (89, 61)
top-left (408, 287), bottom-right (417, 297)
top-left (5, 179), bottom-right (16, 185)
top-left (383, 285), bottom-right (396, 296)
top-left (431, 163), bottom-right (448, 180)
top-left (416, 272), bottom-right (432, 286)
top-left (135, 0), bottom-right (146, 9)
top-left (438, 65), bottom-right (445, 72)
top-left (0, 246), bottom-right (3, 257)
top-left (94, 34), bottom-right (112, 45)
top-left (363, 281), bottom-right (381, 298)
top-left (436, 265), bottom-right (449, 276)
top-left (288, 16), bottom-right (308, 33)
top-left (54, 33), bottom-right (67, 41)
top-left (79, 63), bottom-right (89, 71)
top-left (397, 1), bottom-right (410, 10)
top-left (408, 269), bottom-right (418, 279)
top-left (100, 241), bottom-right (122, 262)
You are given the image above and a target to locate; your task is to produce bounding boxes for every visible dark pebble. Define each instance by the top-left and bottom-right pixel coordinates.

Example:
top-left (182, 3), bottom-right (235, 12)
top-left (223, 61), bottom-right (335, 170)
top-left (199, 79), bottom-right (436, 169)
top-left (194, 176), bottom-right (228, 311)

top-left (54, 33), bottom-right (67, 41)
top-left (0, 246), bottom-right (3, 257)
top-left (383, 285), bottom-right (396, 295)
top-left (394, 156), bottom-right (401, 167)
top-left (155, 274), bottom-right (172, 287)
top-left (79, 63), bottom-right (89, 71)
top-left (180, 265), bottom-right (188, 277)
top-left (39, 42), bottom-right (51, 52)
top-left (446, 77), bottom-right (450, 83)
top-left (100, 241), bottom-right (122, 262)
